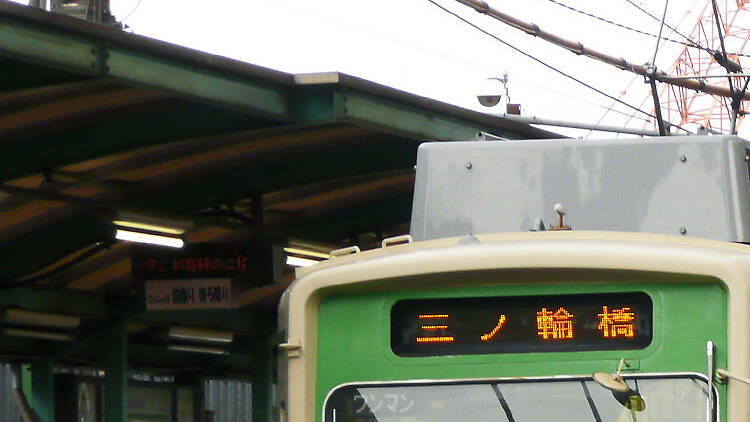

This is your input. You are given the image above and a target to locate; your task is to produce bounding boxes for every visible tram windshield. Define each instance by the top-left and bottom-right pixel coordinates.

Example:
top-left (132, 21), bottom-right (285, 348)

top-left (324, 375), bottom-right (713, 422)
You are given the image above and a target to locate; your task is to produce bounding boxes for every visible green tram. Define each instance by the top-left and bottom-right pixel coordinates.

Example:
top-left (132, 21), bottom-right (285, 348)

top-left (278, 136), bottom-right (750, 422)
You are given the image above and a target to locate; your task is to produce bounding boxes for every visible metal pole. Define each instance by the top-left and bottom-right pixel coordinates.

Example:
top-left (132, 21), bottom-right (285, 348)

top-left (105, 321), bottom-right (128, 422)
top-left (706, 341), bottom-right (715, 422)
top-left (650, 0), bottom-right (669, 67)
top-left (31, 360), bottom-right (54, 422)
top-left (495, 114), bottom-right (665, 136)
top-left (649, 78), bottom-right (667, 135)
top-left (252, 337), bottom-right (274, 422)
top-left (730, 76), bottom-right (750, 134)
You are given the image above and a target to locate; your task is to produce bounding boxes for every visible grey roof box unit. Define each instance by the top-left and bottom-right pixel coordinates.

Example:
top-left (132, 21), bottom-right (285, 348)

top-left (410, 135), bottom-right (750, 242)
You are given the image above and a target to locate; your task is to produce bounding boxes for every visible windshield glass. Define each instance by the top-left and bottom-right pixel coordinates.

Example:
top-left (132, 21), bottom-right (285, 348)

top-left (324, 374), bottom-right (713, 422)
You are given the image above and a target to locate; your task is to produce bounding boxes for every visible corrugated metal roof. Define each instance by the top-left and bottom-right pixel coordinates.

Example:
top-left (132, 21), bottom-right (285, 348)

top-left (0, 0), bottom-right (563, 374)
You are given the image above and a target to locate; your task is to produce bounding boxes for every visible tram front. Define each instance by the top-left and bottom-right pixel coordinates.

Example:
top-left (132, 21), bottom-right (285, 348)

top-left (278, 136), bottom-right (750, 422)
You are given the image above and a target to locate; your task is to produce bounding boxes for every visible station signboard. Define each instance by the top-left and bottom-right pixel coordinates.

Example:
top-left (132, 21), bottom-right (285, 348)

top-left (132, 242), bottom-right (275, 310)
top-left (145, 278), bottom-right (234, 310)
top-left (131, 242), bottom-right (273, 283)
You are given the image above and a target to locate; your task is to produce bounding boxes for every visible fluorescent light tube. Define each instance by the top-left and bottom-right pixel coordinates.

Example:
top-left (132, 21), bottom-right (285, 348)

top-left (113, 220), bottom-right (185, 235)
top-left (286, 256), bottom-right (319, 267)
top-left (167, 345), bottom-right (228, 355)
top-left (168, 326), bottom-right (233, 344)
top-left (115, 229), bottom-right (184, 248)
top-left (4, 328), bottom-right (74, 342)
top-left (283, 247), bottom-right (330, 260)
top-left (4, 309), bottom-right (80, 329)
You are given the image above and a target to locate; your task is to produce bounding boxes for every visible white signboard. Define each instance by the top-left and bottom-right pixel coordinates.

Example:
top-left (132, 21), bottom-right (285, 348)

top-left (146, 279), bottom-right (234, 310)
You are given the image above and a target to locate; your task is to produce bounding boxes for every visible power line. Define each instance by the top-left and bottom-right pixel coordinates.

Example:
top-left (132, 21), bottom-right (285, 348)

top-left (426, 0), bottom-right (661, 123)
top-left (452, 0), bottom-right (750, 125)
top-left (516, 73), bottom-right (653, 123)
top-left (550, 0), bottom-right (697, 136)
top-left (621, 0), bottom-right (703, 49)
top-left (121, 0), bottom-right (143, 22)
top-left (545, 0), bottom-right (700, 51)
top-left (621, 0), bottom-right (750, 59)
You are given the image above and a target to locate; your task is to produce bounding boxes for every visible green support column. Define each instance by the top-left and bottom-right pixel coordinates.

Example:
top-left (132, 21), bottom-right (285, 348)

top-left (21, 364), bottom-right (32, 409)
top-left (252, 338), bottom-right (274, 422)
top-left (105, 321), bottom-right (128, 422)
top-left (31, 360), bottom-right (55, 422)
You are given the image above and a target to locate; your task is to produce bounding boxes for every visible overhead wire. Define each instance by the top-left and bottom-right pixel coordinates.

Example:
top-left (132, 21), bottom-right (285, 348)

top-left (589, 6), bottom-right (688, 138)
top-left (452, 0), bottom-right (721, 134)
top-left (588, 75), bottom-right (644, 139)
top-left (623, 0), bottom-right (750, 58)
top-left (604, 0), bottom-right (737, 135)
top-left (587, 0), bottom-right (692, 138)
top-left (494, 72), bottom-right (650, 120)
top-left (645, 0), bottom-right (672, 135)
top-left (121, 0), bottom-right (143, 22)
top-left (531, 79), bottom-right (654, 122)
top-left (622, 0), bottom-right (705, 49)
top-left (426, 0), bottom-right (672, 129)
top-left (478, 65), bottom-right (654, 123)
top-left (651, 0), bottom-right (670, 66)
top-left (545, 0), bottom-right (703, 51)
top-left (618, 0), bottom-right (750, 135)
top-left (337, 17), bottom-right (630, 116)
top-left (549, 0), bottom-right (750, 61)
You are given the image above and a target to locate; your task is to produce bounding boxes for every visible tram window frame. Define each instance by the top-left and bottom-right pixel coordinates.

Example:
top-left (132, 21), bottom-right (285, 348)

top-left (323, 373), bottom-right (718, 422)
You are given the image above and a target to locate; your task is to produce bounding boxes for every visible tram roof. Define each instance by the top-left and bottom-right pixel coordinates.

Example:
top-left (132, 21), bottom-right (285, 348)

top-left (0, 0), bottom-right (560, 374)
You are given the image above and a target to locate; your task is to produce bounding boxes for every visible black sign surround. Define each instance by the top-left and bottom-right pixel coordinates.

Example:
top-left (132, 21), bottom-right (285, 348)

top-left (131, 242), bottom-right (273, 284)
top-left (391, 292), bottom-right (653, 356)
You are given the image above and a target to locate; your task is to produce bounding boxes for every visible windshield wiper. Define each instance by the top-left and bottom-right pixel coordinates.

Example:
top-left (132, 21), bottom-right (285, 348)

top-left (580, 381), bottom-right (604, 422)
top-left (491, 384), bottom-right (516, 422)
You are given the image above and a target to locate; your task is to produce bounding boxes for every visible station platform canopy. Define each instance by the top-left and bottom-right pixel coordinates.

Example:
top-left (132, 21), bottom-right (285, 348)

top-left (0, 0), bottom-right (559, 378)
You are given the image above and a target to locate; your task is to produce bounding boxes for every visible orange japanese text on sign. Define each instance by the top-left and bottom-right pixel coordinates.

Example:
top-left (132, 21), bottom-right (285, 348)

top-left (416, 336), bottom-right (455, 343)
top-left (416, 314), bottom-right (454, 343)
top-left (480, 315), bottom-right (507, 341)
top-left (597, 306), bottom-right (635, 338)
top-left (537, 307), bottom-right (575, 340)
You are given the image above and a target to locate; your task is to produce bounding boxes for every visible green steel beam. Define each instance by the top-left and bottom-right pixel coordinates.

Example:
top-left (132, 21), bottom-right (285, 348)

top-left (195, 376), bottom-right (207, 422)
top-left (332, 89), bottom-right (517, 140)
top-left (0, 15), bottom-right (290, 120)
top-left (31, 360), bottom-right (54, 422)
top-left (251, 337), bottom-right (274, 422)
top-left (105, 321), bottom-right (128, 422)
top-left (22, 364), bottom-right (32, 409)
top-left (0, 17), bottom-right (101, 74)
top-left (291, 91), bottom-right (334, 122)
top-left (106, 48), bottom-right (289, 120)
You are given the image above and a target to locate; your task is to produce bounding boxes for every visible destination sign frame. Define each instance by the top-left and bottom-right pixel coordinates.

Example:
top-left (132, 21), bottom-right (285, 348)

top-left (391, 292), bottom-right (653, 356)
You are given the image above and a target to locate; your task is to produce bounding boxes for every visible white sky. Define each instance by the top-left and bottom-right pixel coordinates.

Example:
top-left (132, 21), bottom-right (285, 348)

top-left (12, 0), bottom-right (750, 138)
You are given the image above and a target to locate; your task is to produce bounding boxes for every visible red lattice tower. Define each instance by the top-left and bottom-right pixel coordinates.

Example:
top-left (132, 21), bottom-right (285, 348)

top-left (647, 0), bottom-right (750, 133)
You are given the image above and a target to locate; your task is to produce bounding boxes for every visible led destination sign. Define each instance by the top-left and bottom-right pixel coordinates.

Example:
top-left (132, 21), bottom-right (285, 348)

top-left (391, 293), bottom-right (652, 356)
